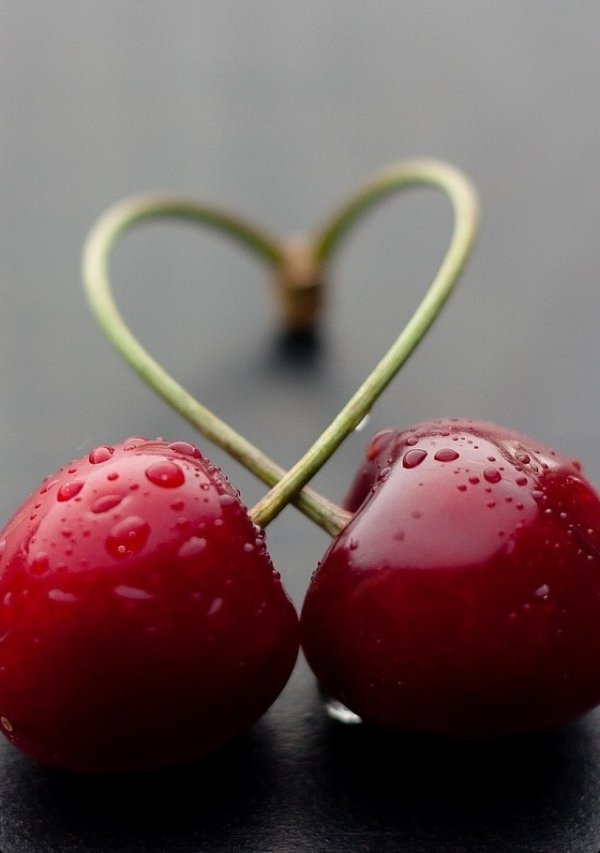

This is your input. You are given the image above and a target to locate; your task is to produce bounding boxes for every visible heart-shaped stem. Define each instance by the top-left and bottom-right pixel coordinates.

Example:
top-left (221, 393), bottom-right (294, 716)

top-left (250, 159), bottom-right (479, 532)
top-left (83, 159), bottom-right (478, 537)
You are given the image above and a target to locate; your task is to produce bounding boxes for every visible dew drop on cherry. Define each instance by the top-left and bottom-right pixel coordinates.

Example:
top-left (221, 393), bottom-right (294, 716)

top-left (208, 597), bottom-right (223, 616)
top-left (483, 468), bottom-right (502, 484)
top-left (434, 448), bottom-right (459, 462)
top-left (89, 446), bottom-right (115, 464)
top-left (106, 516), bottom-right (150, 559)
top-left (219, 494), bottom-right (237, 507)
top-left (403, 449), bottom-right (427, 469)
top-left (47, 589), bottom-right (79, 604)
top-left (168, 441), bottom-right (201, 458)
top-left (57, 480), bottom-right (84, 502)
top-left (113, 584), bottom-right (155, 601)
top-left (91, 494), bottom-right (123, 514)
top-left (145, 461), bottom-right (185, 489)
top-left (177, 536), bottom-right (207, 559)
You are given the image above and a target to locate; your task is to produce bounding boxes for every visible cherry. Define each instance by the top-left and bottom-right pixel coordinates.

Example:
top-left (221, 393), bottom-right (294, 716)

top-left (0, 438), bottom-right (298, 773)
top-left (301, 418), bottom-right (600, 736)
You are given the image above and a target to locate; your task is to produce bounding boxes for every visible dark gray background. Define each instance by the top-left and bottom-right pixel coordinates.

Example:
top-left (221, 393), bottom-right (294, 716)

top-left (1, 3), bottom-right (600, 852)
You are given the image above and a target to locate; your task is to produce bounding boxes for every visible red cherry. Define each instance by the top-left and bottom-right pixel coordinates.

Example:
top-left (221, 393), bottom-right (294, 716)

top-left (301, 419), bottom-right (600, 736)
top-left (0, 438), bottom-right (298, 772)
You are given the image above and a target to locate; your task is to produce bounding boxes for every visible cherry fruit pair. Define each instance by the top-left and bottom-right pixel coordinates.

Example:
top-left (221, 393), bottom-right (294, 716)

top-left (1, 160), bottom-right (599, 774)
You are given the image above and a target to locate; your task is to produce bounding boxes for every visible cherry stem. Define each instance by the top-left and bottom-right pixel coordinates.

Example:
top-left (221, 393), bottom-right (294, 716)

top-left (250, 159), bottom-right (479, 532)
top-left (82, 159), bottom-right (479, 537)
top-left (82, 194), bottom-right (349, 535)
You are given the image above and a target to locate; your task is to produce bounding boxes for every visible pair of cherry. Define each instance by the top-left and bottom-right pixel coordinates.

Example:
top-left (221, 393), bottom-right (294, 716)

top-left (1, 161), bottom-right (599, 775)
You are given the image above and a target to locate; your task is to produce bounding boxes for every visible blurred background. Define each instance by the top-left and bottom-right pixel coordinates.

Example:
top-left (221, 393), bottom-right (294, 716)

top-left (1, 3), bottom-right (600, 851)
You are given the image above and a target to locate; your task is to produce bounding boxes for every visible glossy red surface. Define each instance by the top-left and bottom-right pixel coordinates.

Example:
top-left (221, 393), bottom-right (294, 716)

top-left (0, 439), bottom-right (298, 772)
top-left (301, 419), bottom-right (600, 735)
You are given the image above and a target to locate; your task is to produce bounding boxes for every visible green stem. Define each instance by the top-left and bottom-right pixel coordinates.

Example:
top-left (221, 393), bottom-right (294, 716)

top-left (250, 159), bottom-right (480, 532)
top-left (82, 194), bottom-right (348, 536)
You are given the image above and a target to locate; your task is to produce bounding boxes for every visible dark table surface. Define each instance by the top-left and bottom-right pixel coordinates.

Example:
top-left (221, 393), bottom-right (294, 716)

top-left (2, 3), bottom-right (600, 851)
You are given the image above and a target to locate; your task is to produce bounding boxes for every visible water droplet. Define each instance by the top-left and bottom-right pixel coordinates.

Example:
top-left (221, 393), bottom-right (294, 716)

top-left (349, 537), bottom-right (359, 550)
top-left (535, 584), bottom-right (550, 598)
top-left (208, 597), bottom-right (223, 615)
top-left (483, 468), bottom-right (502, 484)
top-left (516, 452), bottom-right (530, 465)
top-left (243, 542), bottom-right (254, 553)
top-left (47, 589), bottom-right (79, 603)
top-left (457, 484), bottom-right (467, 492)
top-left (168, 441), bottom-right (201, 458)
top-left (486, 501), bottom-right (496, 508)
top-left (469, 476), bottom-right (480, 485)
top-left (434, 448), bottom-right (459, 462)
top-left (89, 446), bottom-right (114, 464)
top-left (1, 716), bottom-right (13, 733)
top-left (170, 499), bottom-right (185, 511)
top-left (516, 477), bottom-right (528, 487)
top-left (113, 585), bottom-right (155, 601)
top-left (219, 494), bottom-right (237, 507)
top-left (145, 461), bottom-right (185, 488)
top-left (571, 459), bottom-right (582, 472)
top-left (177, 536), bottom-right (207, 559)
top-left (57, 480), bottom-right (84, 502)
top-left (92, 494), bottom-right (123, 514)
top-left (107, 472), bottom-right (119, 482)
top-left (106, 516), bottom-right (150, 559)
top-left (403, 449), bottom-right (427, 469)
top-left (405, 436), bottom-right (419, 447)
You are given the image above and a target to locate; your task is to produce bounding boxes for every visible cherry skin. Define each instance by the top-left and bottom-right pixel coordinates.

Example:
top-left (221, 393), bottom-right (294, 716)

top-left (301, 418), bottom-right (600, 736)
top-left (0, 438), bottom-right (298, 773)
